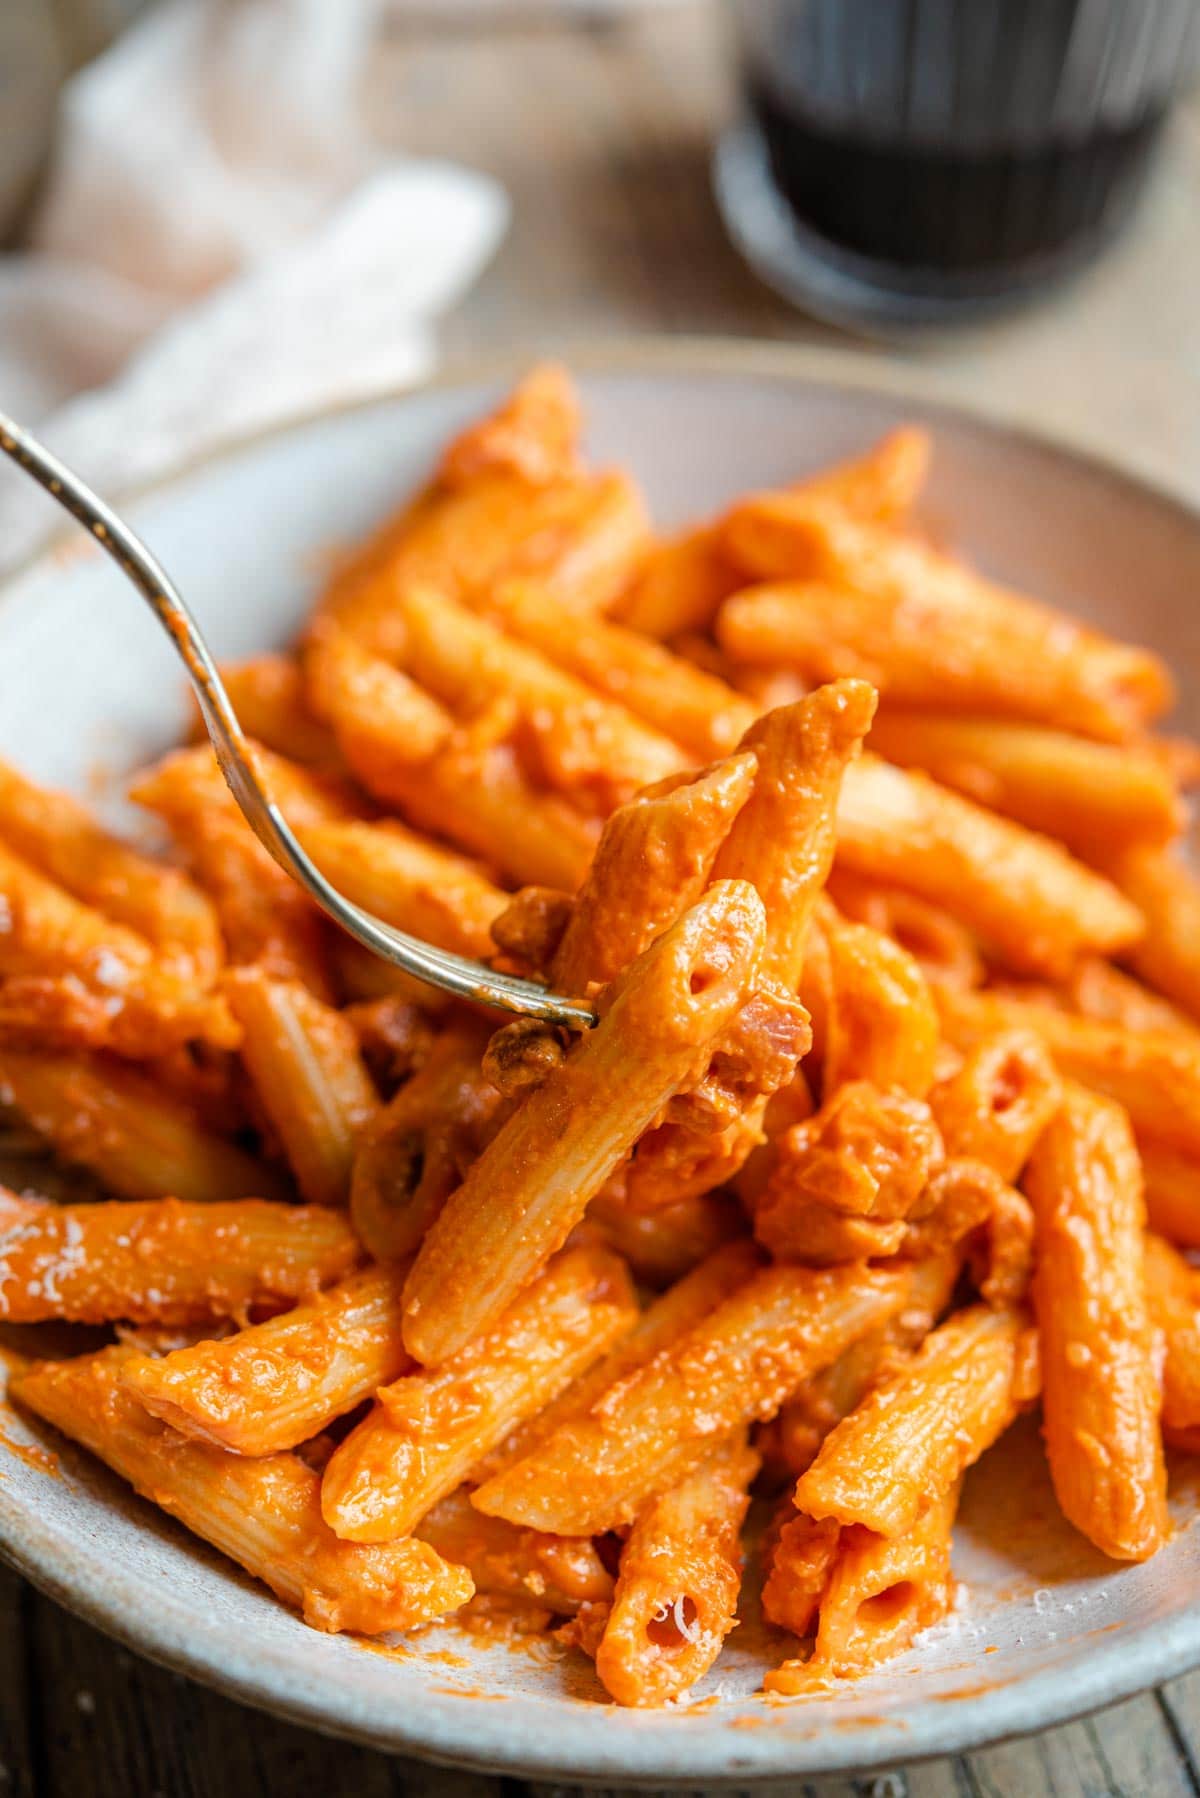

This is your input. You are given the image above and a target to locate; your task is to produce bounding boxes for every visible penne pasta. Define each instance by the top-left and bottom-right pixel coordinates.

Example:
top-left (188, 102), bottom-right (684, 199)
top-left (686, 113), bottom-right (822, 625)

top-left (131, 743), bottom-right (343, 997)
top-left (486, 579), bottom-right (758, 761)
top-left (584, 1188), bottom-right (746, 1287)
top-left (300, 818), bottom-right (510, 962)
top-left (1098, 845), bottom-right (1200, 1024)
top-left (1024, 1085), bottom-right (1169, 1560)
top-left (0, 757), bottom-right (222, 984)
top-left (13, 1347), bottom-right (472, 1635)
top-left (826, 869), bottom-right (985, 992)
top-left (754, 1082), bottom-right (942, 1263)
top-left (391, 586), bottom-right (686, 813)
top-left (401, 882), bottom-right (766, 1365)
top-left (761, 1252), bottom-right (960, 1481)
top-left (837, 756), bottom-right (1144, 978)
top-left (765, 1483), bottom-right (959, 1692)
top-left (350, 1015), bottom-right (500, 1264)
top-left (308, 627), bottom-right (599, 891)
top-left (620, 683), bottom-right (875, 1214)
top-left (716, 501), bottom-right (1171, 739)
top-left (472, 1260), bottom-right (911, 1535)
top-left (1140, 1140), bottom-right (1200, 1249)
top-left (481, 1237), bottom-right (761, 1479)
top-left (552, 753), bottom-right (756, 994)
top-left (0, 1188), bottom-right (360, 1325)
top-left (322, 1243), bottom-right (636, 1541)
top-left (928, 1029), bottom-right (1062, 1182)
top-left (936, 986), bottom-right (1200, 1161)
top-left (721, 429), bottom-right (932, 578)
top-left (867, 711), bottom-right (1183, 853)
top-left (224, 968), bottom-right (380, 1207)
top-left (1143, 1233), bottom-right (1200, 1450)
top-left (0, 1045), bottom-right (288, 1204)
top-left (437, 364), bottom-right (583, 489)
top-left (593, 1433), bottom-right (759, 1707)
top-left (815, 900), bottom-right (939, 1100)
top-left (615, 523), bottom-right (744, 641)
top-left (197, 655), bottom-right (343, 769)
top-left (0, 839), bottom-right (235, 1054)
top-left (413, 1486), bottom-right (613, 1615)
top-left (794, 1304), bottom-right (1038, 1538)
top-left (121, 1262), bottom-right (409, 1453)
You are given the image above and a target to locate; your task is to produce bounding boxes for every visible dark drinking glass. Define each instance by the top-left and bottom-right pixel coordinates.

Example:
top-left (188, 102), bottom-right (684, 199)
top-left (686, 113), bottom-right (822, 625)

top-left (716, 0), bottom-right (1200, 328)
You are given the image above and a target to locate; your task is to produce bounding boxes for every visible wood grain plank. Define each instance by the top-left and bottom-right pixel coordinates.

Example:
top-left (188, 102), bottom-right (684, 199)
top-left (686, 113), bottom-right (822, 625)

top-left (0, 1567), bottom-right (34, 1798)
top-left (951, 1692), bottom-right (1194, 1798)
top-left (27, 1592), bottom-right (417, 1798)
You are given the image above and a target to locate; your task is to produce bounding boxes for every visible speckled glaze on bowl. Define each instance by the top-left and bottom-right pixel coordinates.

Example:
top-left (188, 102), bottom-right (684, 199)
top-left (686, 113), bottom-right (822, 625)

top-left (1, 343), bottom-right (1199, 1784)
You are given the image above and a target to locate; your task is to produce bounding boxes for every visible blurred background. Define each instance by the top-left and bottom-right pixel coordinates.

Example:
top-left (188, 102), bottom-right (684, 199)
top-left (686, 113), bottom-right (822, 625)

top-left (2, 0), bottom-right (1198, 559)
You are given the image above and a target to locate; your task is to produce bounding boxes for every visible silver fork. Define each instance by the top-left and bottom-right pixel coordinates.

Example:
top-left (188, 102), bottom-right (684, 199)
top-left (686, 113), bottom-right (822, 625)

top-left (0, 412), bottom-right (597, 1031)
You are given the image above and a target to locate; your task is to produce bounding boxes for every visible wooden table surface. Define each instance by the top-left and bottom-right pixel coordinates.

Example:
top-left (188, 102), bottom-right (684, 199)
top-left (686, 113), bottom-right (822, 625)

top-left (11, 7), bottom-right (1200, 1796)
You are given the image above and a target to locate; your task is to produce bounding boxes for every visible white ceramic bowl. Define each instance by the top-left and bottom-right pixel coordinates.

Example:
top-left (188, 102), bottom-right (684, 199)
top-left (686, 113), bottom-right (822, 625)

top-left (1, 344), bottom-right (1199, 1783)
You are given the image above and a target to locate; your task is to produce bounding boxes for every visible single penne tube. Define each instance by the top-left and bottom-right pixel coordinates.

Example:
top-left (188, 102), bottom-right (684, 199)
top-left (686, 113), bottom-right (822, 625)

top-left (120, 1263), bottom-right (409, 1453)
top-left (485, 580), bottom-right (758, 761)
top-left (716, 502), bottom-right (1171, 739)
top-left (322, 1243), bottom-right (636, 1542)
top-left (551, 753), bottom-right (757, 993)
top-left (763, 1252), bottom-right (960, 1480)
top-left (413, 1486), bottom-right (613, 1615)
top-left (928, 1029), bottom-right (1062, 1182)
top-left (13, 1347), bottom-right (472, 1636)
top-left (196, 656), bottom-right (343, 769)
top-left (584, 1188), bottom-right (745, 1287)
top-left (593, 1432), bottom-right (759, 1708)
top-left (753, 1082), bottom-right (942, 1263)
top-left (712, 682), bottom-right (878, 995)
top-left (816, 900), bottom-right (939, 1099)
top-left (299, 819), bottom-right (510, 962)
top-left (837, 756), bottom-right (1144, 977)
top-left (130, 743), bottom-right (344, 996)
top-left (1097, 844), bottom-right (1200, 1024)
top-left (765, 1483), bottom-right (960, 1692)
top-left (472, 1260), bottom-right (912, 1536)
top-left (309, 630), bottom-right (598, 891)
top-left (826, 869), bottom-right (985, 992)
top-left (867, 712), bottom-right (1183, 853)
top-left (437, 364), bottom-right (583, 488)
top-left (936, 986), bottom-right (1200, 1160)
top-left (0, 1188), bottom-right (361, 1325)
top-left (615, 522), bottom-right (743, 641)
top-left (480, 1237), bottom-right (762, 1478)
top-left (721, 428), bottom-right (932, 577)
top-left (350, 1017), bottom-right (502, 1264)
top-left (1024, 1086), bottom-right (1169, 1560)
top-left (0, 756), bottom-right (222, 984)
top-left (794, 1304), bottom-right (1037, 1539)
top-left (224, 968), bottom-right (380, 1207)
top-left (393, 586), bottom-right (686, 812)
top-left (0, 1045), bottom-right (288, 1204)
top-left (401, 882), bottom-right (767, 1366)
top-left (1140, 1141), bottom-right (1200, 1249)
top-left (1143, 1233), bottom-right (1200, 1445)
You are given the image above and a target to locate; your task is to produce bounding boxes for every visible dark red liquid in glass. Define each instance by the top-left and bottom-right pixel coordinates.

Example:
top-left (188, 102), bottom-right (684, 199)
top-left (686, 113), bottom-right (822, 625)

top-left (750, 78), bottom-right (1167, 277)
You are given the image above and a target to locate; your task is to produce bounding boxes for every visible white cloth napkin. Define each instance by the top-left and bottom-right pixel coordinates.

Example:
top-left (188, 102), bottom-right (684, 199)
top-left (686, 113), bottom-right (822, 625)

top-left (0, 0), bottom-right (508, 569)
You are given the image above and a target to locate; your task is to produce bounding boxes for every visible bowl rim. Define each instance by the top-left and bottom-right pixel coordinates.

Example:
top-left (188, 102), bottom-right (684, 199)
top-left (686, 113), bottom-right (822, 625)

top-left (3, 335), bottom-right (1200, 1782)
